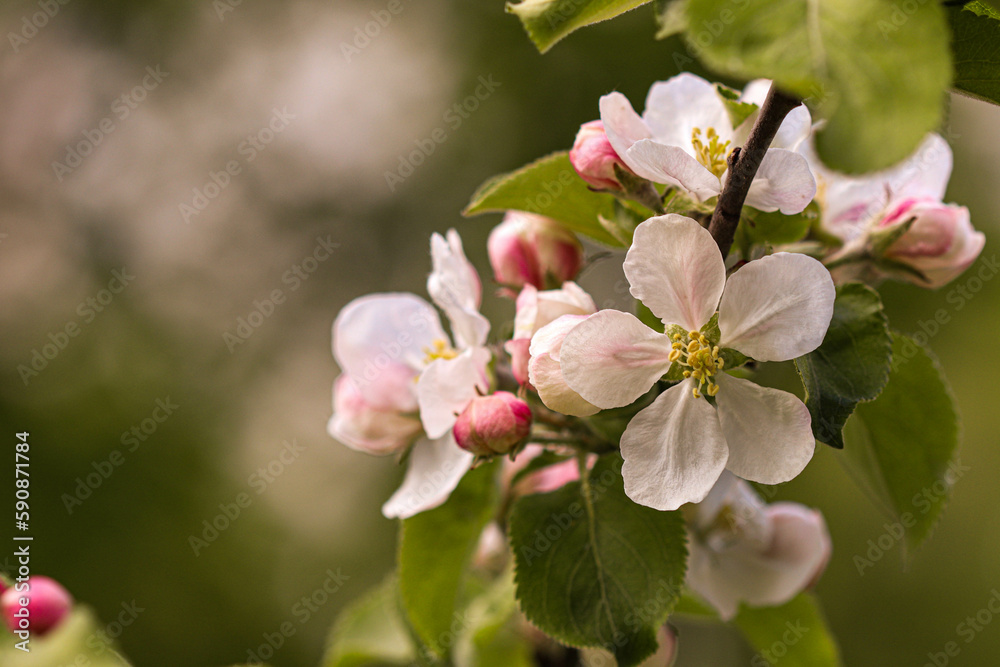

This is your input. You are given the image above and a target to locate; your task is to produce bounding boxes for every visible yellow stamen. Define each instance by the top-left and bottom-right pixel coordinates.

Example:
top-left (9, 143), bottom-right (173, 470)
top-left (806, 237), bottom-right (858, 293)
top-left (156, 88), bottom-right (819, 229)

top-left (422, 339), bottom-right (458, 364)
top-left (691, 127), bottom-right (732, 179)
top-left (668, 327), bottom-right (726, 398)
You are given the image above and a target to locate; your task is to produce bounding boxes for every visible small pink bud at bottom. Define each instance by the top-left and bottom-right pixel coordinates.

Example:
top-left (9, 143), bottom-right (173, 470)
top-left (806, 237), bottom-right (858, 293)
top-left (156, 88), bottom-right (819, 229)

top-left (453, 392), bottom-right (532, 457)
top-left (1, 576), bottom-right (73, 637)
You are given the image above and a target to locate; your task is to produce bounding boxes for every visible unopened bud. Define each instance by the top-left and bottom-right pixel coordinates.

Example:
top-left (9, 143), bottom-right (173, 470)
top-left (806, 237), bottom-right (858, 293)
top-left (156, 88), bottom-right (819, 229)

top-left (874, 197), bottom-right (985, 288)
top-left (453, 392), bottom-right (532, 456)
top-left (569, 120), bottom-right (632, 191)
top-left (487, 211), bottom-right (584, 290)
top-left (1, 576), bottom-right (73, 637)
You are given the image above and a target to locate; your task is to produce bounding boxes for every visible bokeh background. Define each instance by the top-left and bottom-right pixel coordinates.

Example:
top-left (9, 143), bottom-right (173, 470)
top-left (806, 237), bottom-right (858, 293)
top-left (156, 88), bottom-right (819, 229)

top-left (2, 1), bottom-right (1000, 665)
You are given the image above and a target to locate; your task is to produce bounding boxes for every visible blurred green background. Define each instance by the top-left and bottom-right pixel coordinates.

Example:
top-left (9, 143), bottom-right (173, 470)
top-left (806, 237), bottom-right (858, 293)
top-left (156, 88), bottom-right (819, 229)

top-left (1, 1), bottom-right (999, 665)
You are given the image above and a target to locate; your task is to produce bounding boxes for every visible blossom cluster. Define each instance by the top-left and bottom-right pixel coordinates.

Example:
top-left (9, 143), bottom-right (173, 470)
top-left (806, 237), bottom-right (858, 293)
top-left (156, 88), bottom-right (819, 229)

top-left (327, 73), bottom-right (983, 621)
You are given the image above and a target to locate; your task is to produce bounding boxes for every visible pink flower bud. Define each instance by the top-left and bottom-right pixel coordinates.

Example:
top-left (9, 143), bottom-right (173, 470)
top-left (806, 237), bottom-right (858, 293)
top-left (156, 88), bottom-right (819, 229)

top-left (487, 212), bottom-right (584, 290)
top-left (877, 198), bottom-right (985, 288)
top-left (1, 576), bottom-right (73, 637)
top-left (453, 391), bottom-right (532, 457)
top-left (569, 120), bottom-right (632, 191)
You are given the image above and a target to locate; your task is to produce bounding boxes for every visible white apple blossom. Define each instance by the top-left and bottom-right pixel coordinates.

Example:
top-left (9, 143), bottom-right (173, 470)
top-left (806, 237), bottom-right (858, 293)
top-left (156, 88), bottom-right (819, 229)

top-left (559, 215), bottom-right (835, 511)
top-left (599, 73), bottom-right (816, 214)
top-left (687, 473), bottom-right (831, 620)
top-left (329, 229), bottom-right (491, 519)
top-left (803, 133), bottom-right (985, 288)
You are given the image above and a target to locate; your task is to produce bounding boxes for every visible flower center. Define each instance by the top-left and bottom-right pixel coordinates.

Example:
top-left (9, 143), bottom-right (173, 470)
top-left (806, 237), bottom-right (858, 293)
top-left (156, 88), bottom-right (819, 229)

top-left (422, 339), bottom-right (458, 364)
top-left (691, 127), bottom-right (731, 179)
top-left (668, 330), bottom-right (724, 398)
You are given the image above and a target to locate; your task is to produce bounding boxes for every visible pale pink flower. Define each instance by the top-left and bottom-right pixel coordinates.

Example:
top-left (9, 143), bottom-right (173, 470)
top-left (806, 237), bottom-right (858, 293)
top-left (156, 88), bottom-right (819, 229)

top-left (600, 73), bottom-right (815, 213)
top-left (687, 473), bottom-right (831, 620)
top-left (329, 230), bottom-right (491, 519)
top-left (560, 215), bottom-right (835, 510)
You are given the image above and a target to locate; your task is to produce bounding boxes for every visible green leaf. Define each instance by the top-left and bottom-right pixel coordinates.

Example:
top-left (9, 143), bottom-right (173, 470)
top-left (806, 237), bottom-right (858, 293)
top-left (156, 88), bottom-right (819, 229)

top-left (948, 1), bottom-right (1000, 105)
top-left (454, 570), bottom-right (533, 667)
top-left (684, 0), bottom-right (952, 173)
top-left (399, 462), bottom-right (498, 658)
top-left (842, 333), bottom-right (961, 553)
top-left (509, 455), bottom-right (688, 667)
top-left (507, 0), bottom-right (653, 53)
top-left (715, 84), bottom-right (759, 129)
top-left (0, 608), bottom-right (132, 666)
top-left (464, 152), bottom-right (624, 246)
top-left (733, 594), bottom-right (843, 667)
top-left (742, 206), bottom-right (815, 246)
top-left (322, 577), bottom-right (416, 667)
top-left (794, 283), bottom-right (892, 449)
top-left (654, 0), bottom-right (688, 38)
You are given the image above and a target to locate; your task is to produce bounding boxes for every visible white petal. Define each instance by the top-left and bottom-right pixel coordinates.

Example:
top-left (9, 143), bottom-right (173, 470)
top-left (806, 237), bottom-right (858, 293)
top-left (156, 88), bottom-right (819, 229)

top-left (333, 293), bottom-right (447, 410)
top-left (528, 313), bottom-right (589, 363)
top-left (513, 281), bottom-right (596, 340)
top-left (744, 148), bottom-right (817, 214)
top-left (381, 434), bottom-right (474, 519)
top-left (714, 374), bottom-right (814, 485)
top-left (895, 133), bottom-right (952, 201)
top-left (599, 92), bottom-right (653, 166)
top-left (328, 375), bottom-right (422, 455)
top-left (529, 353), bottom-right (600, 417)
top-left (625, 140), bottom-right (722, 199)
top-left (417, 347), bottom-right (491, 438)
top-left (687, 502), bottom-right (830, 620)
top-left (527, 315), bottom-right (600, 417)
top-left (620, 382), bottom-right (729, 511)
top-left (718, 252), bottom-right (834, 361)
top-left (560, 310), bottom-right (674, 409)
top-left (740, 80), bottom-right (813, 151)
top-left (693, 471), bottom-right (769, 547)
top-left (624, 215), bottom-right (725, 331)
top-left (428, 229), bottom-right (490, 349)
top-left (644, 73), bottom-right (733, 150)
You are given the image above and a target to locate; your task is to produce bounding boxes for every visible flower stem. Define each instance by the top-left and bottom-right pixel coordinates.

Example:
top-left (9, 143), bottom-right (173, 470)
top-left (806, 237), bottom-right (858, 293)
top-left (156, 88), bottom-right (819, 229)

top-left (708, 83), bottom-right (802, 259)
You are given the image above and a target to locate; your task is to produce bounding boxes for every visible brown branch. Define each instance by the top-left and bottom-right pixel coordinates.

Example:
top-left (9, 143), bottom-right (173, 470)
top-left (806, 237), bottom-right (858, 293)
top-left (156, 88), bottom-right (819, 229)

top-left (707, 84), bottom-right (802, 259)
